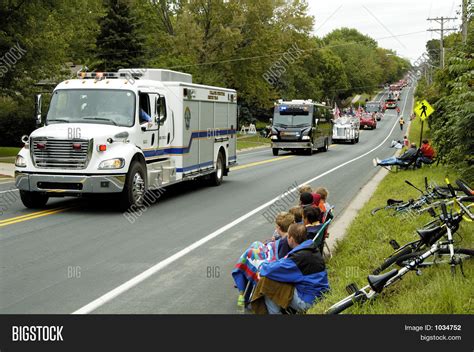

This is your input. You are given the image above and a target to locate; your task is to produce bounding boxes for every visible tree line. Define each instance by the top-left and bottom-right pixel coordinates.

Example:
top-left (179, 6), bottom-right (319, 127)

top-left (415, 19), bottom-right (473, 183)
top-left (0, 0), bottom-right (410, 146)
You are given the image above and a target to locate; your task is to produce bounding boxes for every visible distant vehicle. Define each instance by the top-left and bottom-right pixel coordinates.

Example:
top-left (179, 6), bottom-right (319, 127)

top-left (332, 115), bottom-right (360, 144)
top-left (385, 98), bottom-right (398, 109)
top-left (390, 83), bottom-right (402, 91)
top-left (270, 99), bottom-right (332, 156)
top-left (365, 101), bottom-right (384, 120)
top-left (359, 113), bottom-right (377, 129)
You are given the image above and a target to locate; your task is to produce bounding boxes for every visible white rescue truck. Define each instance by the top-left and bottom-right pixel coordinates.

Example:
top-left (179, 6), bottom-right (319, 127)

top-left (15, 69), bottom-right (237, 210)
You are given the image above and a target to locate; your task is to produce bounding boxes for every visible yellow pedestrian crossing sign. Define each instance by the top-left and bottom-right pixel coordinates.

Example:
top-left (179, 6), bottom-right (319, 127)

top-left (414, 100), bottom-right (434, 121)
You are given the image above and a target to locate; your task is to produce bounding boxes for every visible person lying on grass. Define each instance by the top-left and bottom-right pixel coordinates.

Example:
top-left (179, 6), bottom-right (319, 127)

top-left (250, 224), bottom-right (330, 314)
top-left (232, 212), bottom-right (295, 307)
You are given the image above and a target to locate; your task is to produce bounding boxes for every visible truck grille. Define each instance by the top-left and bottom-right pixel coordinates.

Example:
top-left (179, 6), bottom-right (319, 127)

top-left (336, 128), bottom-right (346, 137)
top-left (31, 138), bottom-right (92, 169)
top-left (279, 132), bottom-right (299, 141)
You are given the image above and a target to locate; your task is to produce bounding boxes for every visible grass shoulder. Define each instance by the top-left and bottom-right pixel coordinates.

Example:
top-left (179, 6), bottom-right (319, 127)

top-left (308, 164), bottom-right (473, 314)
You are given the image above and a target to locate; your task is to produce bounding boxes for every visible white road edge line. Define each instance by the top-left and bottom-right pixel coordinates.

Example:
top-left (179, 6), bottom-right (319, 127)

top-left (0, 189), bottom-right (18, 194)
top-left (72, 86), bottom-right (414, 315)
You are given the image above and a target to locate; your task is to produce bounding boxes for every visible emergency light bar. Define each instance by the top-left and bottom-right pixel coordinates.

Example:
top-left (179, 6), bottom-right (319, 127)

top-left (77, 71), bottom-right (144, 80)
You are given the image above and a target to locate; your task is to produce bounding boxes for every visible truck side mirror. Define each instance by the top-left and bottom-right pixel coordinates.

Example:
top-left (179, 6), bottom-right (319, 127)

top-left (35, 94), bottom-right (42, 126)
top-left (155, 98), bottom-right (161, 127)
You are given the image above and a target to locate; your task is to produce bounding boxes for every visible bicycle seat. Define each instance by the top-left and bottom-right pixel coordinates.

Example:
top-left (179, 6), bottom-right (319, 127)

top-left (417, 226), bottom-right (445, 245)
top-left (367, 269), bottom-right (398, 293)
top-left (387, 199), bottom-right (404, 205)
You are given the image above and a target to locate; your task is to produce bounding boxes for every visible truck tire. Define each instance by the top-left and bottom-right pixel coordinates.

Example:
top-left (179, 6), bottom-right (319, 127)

top-left (20, 191), bottom-right (49, 209)
top-left (272, 148), bottom-right (279, 156)
top-left (120, 161), bottom-right (147, 211)
top-left (210, 152), bottom-right (224, 186)
top-left (355, 136), bottom-right (360, 143)
top-left (318, 138), bottom-right (329, 152)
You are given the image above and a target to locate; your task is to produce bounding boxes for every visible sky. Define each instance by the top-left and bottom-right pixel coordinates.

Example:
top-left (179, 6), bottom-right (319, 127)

top-left (307, 0), bottom-right (463, 63)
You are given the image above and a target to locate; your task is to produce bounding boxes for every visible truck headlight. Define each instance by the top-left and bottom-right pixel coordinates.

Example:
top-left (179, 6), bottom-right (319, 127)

top-left (99, 158), bottom-right (125, 169)
top-left (15, 155), bottom-right (26, 167)
top-left (271, 135), bottom-right (278, 140)
top-left (302, 136), bottom-right (310, 141)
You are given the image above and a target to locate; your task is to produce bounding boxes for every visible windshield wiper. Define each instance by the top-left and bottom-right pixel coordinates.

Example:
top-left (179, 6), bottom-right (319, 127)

top-left (293, 123), bottom-right (311, 128)
top-left (82, 117), bottom-right (118, 126)
top-left (47, 119), bottom-right (70, 124)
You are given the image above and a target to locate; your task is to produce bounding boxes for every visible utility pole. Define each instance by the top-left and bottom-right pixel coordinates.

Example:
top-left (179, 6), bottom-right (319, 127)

top-left (461, 0), bottom-right (471, 44)
top-left (427, 16), bottom-right (457, 69)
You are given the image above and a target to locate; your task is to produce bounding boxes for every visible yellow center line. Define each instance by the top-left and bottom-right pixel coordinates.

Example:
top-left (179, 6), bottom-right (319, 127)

top-left (0, 207), bottom-right (73, 228)
top-left (230, 155), bottom-right (294, 171)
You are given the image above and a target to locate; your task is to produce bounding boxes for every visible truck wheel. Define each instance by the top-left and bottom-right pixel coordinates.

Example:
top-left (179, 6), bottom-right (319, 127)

top-left (355, 136), bottom-right (360, 143)
top-left (318, 138), bottom-right (329, 152)
top-left (210, 152), bottom-right (224, 186)
top-left (120, 161), bottom-right (147, 210)
top-left (20, 191), bottom-right (49, 209)
top-left (272, 148), bottom-right (279, 156)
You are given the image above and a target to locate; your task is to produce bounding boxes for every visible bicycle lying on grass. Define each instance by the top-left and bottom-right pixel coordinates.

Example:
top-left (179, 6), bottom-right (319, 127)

top-left (325, 180), bottom-right (473, 315)
top-left (370, 177), bottom-right (463, 216)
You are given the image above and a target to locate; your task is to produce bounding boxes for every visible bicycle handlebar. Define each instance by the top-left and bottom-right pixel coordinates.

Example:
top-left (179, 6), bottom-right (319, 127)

top-left (405, 180), bottom-right (424, 194)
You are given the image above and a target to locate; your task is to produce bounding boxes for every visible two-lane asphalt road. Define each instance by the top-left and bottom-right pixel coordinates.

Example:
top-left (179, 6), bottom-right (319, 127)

top-left (0, 85), bottom-right (415, 314)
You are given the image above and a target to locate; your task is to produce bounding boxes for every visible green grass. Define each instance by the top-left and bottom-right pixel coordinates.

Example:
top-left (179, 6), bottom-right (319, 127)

top-left (407, 115), bottom-right (431, 145)
top-left (0, 147), bottom-right (20, 157)
top-left (0, 147), bottom-right (20, 164)
top-left (308, 164), bottom-right (473, 314)
top-left (237, 134), bottom-right (270, 151)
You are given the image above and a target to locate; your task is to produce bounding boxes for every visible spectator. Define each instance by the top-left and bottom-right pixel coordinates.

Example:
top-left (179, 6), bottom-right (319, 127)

top-left (303, 206), bottom-right (323, 241)
top-left (289, 206), bottom-right (304, 224)
top-left (300, 192), bottom-right (314, 207)
top-left (420, 139), bottom-right (435, 160)
top-left (373, 143), bottom-right (418, 168)
top-left (232, 212), bottom-right (295, 307)
top-left (298, 185), bottom-right (312, 195)
top-left (314, 187), bottom-right (329, 214)
top-left (390, 139), bottom-right (403, 149)
top-left (403, 135), bottom-right (410, 148)
top-left (311, 193), bottom-right (321, 209)
top-left (251, 224), bottom-right (330, 314)
top-left (417, 139), bottom-right (436, 167)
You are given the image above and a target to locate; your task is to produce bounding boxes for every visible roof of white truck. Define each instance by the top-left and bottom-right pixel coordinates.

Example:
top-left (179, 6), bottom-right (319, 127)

top-left (54, 78), bottom-right (236, 94)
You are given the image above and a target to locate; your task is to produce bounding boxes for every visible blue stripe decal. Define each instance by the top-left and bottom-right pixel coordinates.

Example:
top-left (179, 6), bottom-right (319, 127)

top-left (144, 129), bottom-right (236, 158)
top-left (176, 161), bottom-right (214, 173)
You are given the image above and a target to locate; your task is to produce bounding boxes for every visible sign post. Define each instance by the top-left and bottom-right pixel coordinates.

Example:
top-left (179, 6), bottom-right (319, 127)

top-left (414, 99), bottom-right (434, 147)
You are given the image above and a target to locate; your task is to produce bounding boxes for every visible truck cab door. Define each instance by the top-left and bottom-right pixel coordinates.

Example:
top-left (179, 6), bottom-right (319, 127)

top-left (156, 94), bottom-right (173, 150)
top-left (138, 92), bottom-right (159, 153)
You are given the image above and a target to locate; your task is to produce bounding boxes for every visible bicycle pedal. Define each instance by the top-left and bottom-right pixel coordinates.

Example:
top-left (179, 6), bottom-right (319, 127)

top-left (346, 283), bottom-right (359, 295)
top-left (389, 240), bottom-right (400, 250)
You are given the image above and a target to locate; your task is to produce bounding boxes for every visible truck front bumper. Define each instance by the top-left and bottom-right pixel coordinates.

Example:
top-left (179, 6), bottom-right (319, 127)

top-left (15, 172), bottom-right (126, 194)
top-left (272, 141), bottom-right (312, 149)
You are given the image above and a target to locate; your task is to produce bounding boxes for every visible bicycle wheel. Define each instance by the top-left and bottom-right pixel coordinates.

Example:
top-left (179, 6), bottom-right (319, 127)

top-left (393, 248), bottom-right (474, 267)
top-left (326, 292), bottom-right (367, 315)
top-left (370, 207), bottom-right (387, 216)
top-left (371, 246), bottom-right (415, 275)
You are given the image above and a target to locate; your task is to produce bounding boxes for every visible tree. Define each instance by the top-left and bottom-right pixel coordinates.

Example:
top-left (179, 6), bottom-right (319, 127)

top-left (96, 0), bottom-right (146, 71)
